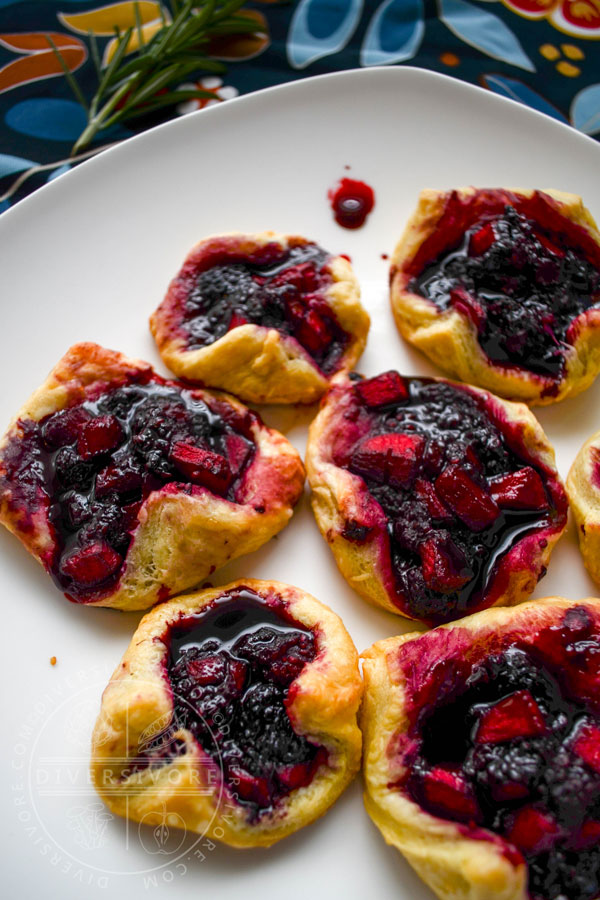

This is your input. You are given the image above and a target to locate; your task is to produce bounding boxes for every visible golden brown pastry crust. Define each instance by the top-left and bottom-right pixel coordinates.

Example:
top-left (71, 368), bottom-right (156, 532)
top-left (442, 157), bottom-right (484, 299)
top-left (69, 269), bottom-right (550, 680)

top-left (0, 343), bottom-right (305, 610)
top-left (361, 596), bottom-right (600, 900)
top-left (305, 373), bottom-right (567, 622)
top-left (567, 430), bottom-right (600, 585)
top-left (150, 231), bottom-right (370, 404)
top-left (390, 188), bottom-right (600, 406)
top-left (91, 578), bottom-right (363, 848)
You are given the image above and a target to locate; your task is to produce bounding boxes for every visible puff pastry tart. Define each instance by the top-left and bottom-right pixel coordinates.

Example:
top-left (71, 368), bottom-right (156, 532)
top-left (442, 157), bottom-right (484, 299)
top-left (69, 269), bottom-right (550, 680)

top-left (91, 579), bottom-right (363, 847)
top-left (390, 188), bottom-right (600, 405)
top-left (306, 371), bottom-right (567, 624)
top-left (0, 344), bottom-right (304, 610)
top-left (567, 431), bottom-right (600, 587)
top-left (362, 597), bottom-right (600, 900)
top-left (149, 231), bottom-right (369, 404)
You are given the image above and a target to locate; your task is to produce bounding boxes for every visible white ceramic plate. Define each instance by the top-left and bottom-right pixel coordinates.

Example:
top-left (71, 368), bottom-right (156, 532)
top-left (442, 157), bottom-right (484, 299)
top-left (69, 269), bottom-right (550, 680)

top-left (2, 67), bottom-right (600, 900)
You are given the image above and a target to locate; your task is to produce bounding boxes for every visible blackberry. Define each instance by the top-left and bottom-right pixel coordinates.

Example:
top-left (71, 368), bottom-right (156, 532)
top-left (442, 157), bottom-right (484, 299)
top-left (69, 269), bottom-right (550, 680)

top-left (53, 446), bottom-right (94, 489)
top-left (463, 739), bottom-right (545, 800)
top-left (542, 749), bottom-right (600, 829)
top-left (410, 205), bottom-right (600, 378)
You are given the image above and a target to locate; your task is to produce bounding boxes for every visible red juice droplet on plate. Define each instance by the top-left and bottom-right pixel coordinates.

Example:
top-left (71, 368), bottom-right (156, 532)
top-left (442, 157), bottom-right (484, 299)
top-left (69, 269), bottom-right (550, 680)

top-left (328, 178), bottom-right (375, 229)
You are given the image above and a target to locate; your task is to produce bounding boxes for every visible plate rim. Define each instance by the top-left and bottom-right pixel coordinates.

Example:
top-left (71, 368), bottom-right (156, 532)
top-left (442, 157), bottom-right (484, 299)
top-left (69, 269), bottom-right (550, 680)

top-left (2, 65), bottom-right (598, 229)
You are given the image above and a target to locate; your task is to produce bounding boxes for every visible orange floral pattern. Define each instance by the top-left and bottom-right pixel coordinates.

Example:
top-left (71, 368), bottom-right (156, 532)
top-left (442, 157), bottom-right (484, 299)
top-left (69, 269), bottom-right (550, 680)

top-left (0, 32), bottom-right (87, 94)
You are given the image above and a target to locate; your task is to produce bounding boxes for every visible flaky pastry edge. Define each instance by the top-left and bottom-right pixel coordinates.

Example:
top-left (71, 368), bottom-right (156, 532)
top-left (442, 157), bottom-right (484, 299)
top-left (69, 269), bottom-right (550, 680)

top-left (390, 188), bottom-right (600, 407)
top-left (150, 231), bottom-right (370, 404)
top-left (361, 596), bottom-right (600, 900)
top-left (91, 578), bottom-right (363, 847)
top-left (305, 373), bottom-right (567, 622)
top-left (0, 343), bottom-right (305, 610)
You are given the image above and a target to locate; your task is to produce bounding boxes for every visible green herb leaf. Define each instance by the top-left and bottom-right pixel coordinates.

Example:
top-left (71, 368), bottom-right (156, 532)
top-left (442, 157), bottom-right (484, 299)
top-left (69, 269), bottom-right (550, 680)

top-left (61, 0), bottom-right (263, 155)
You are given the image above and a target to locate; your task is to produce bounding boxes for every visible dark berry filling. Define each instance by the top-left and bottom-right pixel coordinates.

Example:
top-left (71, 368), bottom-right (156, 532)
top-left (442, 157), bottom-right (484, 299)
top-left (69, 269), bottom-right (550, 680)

top-left (405, 609), bottom-right (600, 900)
top-left (337, 373), bottom-right (562, 623)
top-left (182, 242), bottom-right (350, 374)
top-left (409, 204), bottom-right (600, 379)
top-left (157, 588), bottom-right (324, 816)
top-left (0, 378), bottom-right (256, 602)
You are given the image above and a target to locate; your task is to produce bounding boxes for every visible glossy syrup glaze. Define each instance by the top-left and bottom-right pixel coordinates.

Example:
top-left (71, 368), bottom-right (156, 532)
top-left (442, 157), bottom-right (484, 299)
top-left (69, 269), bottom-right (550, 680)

top-left (332, 373), bottom-right (566, 623)
top-left (406, 191), bottom-right (600, 382)
top-left (157, 588), bottom-right (325, 817)
top-left (328, 178), bottom-right (375, 230)
top-left (398, 605), bottom-right (600, 900)
top-left (0, 377), bottom-right (256, 602)
top-left (180, 240), bottom-right (350, 375)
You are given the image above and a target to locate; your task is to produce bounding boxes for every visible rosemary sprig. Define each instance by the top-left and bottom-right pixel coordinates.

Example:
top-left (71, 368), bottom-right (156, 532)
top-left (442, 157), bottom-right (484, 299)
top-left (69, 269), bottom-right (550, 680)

top-left (48, 0), bottom-right (263, 155)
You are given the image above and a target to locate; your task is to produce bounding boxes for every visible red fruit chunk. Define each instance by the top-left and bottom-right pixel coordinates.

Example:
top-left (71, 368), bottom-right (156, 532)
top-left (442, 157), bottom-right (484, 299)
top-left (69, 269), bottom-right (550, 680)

top-left (562, 645), bottom-right (600, 704)
top-left (188, 655), bottom-right (227, 686)
top-left (351, 432), bottom-right (424, 488)
top-left (228, 658), bottom-right (248, 692)
top-left (228, 312), bottom-right (249, 330)
top-left (41, 407), bottom-right (92, 449)
top-left (121, 499), bottom-right (143, 533)
top-left (59, 541), bottom-right (123, 587)
top-left (574, 820), bottom-right (600, 850)
top-left (355, 371), bottom-right (408, 408)
top-left (77, 415), bottom-right (123, 460)
top-left (95, 460), bottom-right (144, 497)
top-left (422, 766), bottom-right (479, 822)
top-left (224, 433), bottom-right (252, 475)
top-left (463, 446), bottom-right (484, 475)
top-left (469, 222), bottom-right (495, 256)
top-left (573, 723), bottom-right (600, 774)
top-left (506, 806), bottom-right (559, 855)
top-left (270, 262), bottom-right (319, 292)
top-left (232, 769), bottom-right (271, 807)
top-left (490, 467), bottom-right (549, 511)
top-left (294, 308), bottom-right (332, 354)
top-left (419, 536), bottom-right (472, 593)
top-left (414, 478), bottom-right (453, 523)
top-left (475, 690), bottom-right (547, 744)
top-left (278, 760), bottom-right (314, 791)
top-left (170, 441), bottom-right (232, 495)
top-left (491, 781), bottom-right (530, 803)
top-left (435, 463), bottom-right (500, 532)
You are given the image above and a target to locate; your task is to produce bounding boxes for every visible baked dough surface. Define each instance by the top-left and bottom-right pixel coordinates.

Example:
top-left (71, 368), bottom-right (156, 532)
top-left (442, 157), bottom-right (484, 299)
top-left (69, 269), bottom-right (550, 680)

top-left (305, 373), bottom-right (567, 623)
top-left (390, 188), bottom-right (600, 406)
top-left (567, 430), bottom-right (600, 586)
top-left (0, 343), bottom-right (305, 610)
top-left (91, 578), bottom-right (363, 847)
top-left (150, 231), bottom-right (370, 404)
top-left (361, 596), bottom-right (600, 900)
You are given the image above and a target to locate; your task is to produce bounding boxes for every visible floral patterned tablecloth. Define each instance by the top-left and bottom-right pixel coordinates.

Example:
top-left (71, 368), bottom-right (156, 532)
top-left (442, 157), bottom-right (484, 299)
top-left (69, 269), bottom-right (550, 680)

top-left (0, 0), bottom-right (598, 212)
